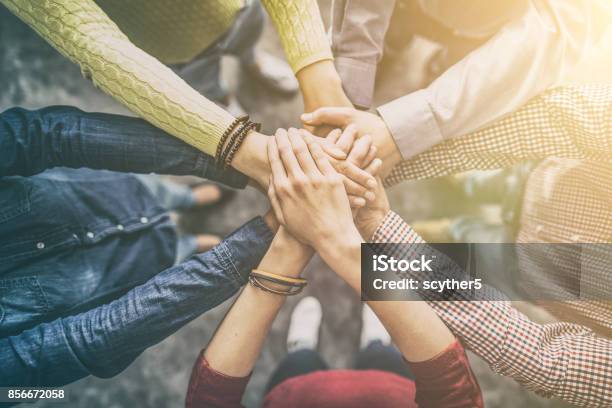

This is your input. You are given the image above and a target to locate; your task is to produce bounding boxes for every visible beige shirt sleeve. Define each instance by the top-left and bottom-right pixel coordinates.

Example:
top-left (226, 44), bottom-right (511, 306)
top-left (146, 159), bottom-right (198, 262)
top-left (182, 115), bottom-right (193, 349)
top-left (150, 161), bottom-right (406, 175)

top-left (378, 0), bottom-right (612, 159)
top-left (2, 0), bottom-right (236, 157)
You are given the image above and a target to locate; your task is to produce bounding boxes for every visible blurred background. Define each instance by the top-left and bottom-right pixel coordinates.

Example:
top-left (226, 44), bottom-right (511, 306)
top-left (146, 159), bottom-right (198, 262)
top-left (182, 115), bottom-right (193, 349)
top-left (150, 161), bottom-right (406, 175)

top-left (3, 0), bottom-right (610, 406)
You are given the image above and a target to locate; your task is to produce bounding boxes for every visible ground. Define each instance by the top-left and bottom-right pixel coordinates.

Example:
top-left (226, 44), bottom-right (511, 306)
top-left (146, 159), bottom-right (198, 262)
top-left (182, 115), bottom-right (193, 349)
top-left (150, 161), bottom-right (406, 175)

top-left (0, 3), bottom-right (573, 407)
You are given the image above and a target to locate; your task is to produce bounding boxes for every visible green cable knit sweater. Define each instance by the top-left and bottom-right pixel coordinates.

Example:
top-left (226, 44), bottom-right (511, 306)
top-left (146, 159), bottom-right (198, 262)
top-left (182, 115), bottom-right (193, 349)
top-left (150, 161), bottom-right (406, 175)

top-left (2, 0), bottom-right (332, 156)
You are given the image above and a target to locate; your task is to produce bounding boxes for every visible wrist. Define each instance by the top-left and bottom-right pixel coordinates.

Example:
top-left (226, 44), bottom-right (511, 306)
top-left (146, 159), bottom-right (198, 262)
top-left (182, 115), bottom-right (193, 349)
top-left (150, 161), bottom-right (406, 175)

top-left (231, 131), bottom-right (270, 189)
top-left (258, 227), bottom-right (313, 278)
top-left (371, 118), bottom-right (402, 177)
top-left (357, 209), bottom-right (389, 241)
top-left (297, 61), bottom-right (351, 111)
top-left (316, 225), bottom-right (362, 265)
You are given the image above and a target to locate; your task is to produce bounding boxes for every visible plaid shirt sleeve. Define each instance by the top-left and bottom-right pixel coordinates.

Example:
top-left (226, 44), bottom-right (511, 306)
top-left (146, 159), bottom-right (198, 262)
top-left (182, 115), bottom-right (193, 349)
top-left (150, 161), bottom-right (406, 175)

top-left (385, 84), bottom-right (612, 186)
top-left (371, 211), bottom-right (612, 406)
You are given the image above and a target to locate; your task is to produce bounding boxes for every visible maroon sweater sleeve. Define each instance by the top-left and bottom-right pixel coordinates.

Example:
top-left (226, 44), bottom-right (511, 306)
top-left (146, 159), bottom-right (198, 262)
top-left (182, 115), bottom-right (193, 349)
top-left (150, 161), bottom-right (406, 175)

top-left (185, 351), bottom-right (250, 408)
top-left (409, 339), bottom-right (484, 408)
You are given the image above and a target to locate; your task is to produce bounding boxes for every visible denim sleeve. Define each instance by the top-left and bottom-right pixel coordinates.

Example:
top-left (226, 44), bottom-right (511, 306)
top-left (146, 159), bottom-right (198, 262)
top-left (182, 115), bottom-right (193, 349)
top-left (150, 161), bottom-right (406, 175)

top-left (0, 106), bottom-right (248, 188)
top-left (0, 217), bottom-right (273, 388)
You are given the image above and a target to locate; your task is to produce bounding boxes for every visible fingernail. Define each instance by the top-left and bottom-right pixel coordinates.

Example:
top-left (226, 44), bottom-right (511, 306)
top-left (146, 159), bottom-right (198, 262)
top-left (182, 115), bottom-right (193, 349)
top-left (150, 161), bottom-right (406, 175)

top-left (301, 113), bottom-right (313, 122)
top-left (354, 198), bottom-right (366, 207)
top-left (367, 179), bottom-right (377, 189)
top-left (334, 149), bottom-right (347, 159)
top-left (365, 191), bottom-right (376, 201)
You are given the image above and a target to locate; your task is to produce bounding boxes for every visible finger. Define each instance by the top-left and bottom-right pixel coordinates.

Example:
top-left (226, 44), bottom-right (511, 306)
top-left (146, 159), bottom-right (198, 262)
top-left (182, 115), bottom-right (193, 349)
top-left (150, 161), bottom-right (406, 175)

top-left (336, 124), bottom-right (358, 154)
top-left (275, 128), bottom-right (305, 179)
top-left (301, 129), bottom-right (346, 160)
top-left (267, 178), bottom-right (286, 226)
top-left (301, 107), bottom-right (353, 127)
top-left (289, 128), bottom-right (320, 176)
top-left (304, 133), bottom-right (337, 176)
top-left (348, 195), bottom-right (366, 209)
top-left (326, 128), bottom-right (342, 144)
top-left (362, 145), bottom-right (378, 168)
top-left (347, 134), bottom-right (372, 167)
top-left (343, 176), bottom-right (375, 202)
top-left (364, 158), bottom-right (383, 178)
top-left (267, 137), bottom-right (288, 184)
top-left (336, 160), bottom-right (377, 190)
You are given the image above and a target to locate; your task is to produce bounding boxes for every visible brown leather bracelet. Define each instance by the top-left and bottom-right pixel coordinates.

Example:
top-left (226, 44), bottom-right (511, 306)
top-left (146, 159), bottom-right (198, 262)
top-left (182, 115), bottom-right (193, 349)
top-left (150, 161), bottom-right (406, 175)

top-left (251, 269), bottom-right (307, 288)
top-left (249, 276), bottom-right (304, 296)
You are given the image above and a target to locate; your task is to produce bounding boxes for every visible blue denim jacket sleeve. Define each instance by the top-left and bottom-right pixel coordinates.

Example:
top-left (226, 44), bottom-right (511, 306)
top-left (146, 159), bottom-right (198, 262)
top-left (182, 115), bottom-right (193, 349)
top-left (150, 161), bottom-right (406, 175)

top-left (0, 217), bottom-right (273, 388)
top-left (0, 106), bottom-right (248, 188)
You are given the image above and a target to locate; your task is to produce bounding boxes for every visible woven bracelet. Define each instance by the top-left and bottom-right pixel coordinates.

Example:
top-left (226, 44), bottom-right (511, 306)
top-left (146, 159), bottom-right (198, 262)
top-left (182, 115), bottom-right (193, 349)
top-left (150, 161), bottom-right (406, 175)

top-left (249, 276), bottom-right (304, 296)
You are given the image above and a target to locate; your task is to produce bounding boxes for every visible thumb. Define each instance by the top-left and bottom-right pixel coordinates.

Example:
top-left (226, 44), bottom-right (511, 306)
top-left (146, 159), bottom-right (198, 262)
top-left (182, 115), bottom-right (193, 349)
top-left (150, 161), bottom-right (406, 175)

top-left (301, 107), bottom-right (353, 128)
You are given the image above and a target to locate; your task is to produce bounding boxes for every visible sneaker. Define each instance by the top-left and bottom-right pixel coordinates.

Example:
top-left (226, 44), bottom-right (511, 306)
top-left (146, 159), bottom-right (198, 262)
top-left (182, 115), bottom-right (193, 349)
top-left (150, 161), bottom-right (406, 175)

top-left (360, 304), bottom-right (391, 349)
top-left (287, 296), bottom-right (322, 353)
top-left (243, 50), bottom-right (299, 95)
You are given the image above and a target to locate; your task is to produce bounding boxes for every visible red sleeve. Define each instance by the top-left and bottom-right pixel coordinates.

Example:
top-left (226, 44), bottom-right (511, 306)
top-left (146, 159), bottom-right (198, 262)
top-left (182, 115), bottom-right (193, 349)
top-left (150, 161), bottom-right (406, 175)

top-left (185, 351), bottom-right (250, 408)
top-left (408, 340), bottom-right (483, 408)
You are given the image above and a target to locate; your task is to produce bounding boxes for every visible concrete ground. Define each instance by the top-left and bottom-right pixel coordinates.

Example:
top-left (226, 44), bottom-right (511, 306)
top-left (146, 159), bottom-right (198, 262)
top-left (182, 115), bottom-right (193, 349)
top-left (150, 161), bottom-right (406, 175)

top-left (0, 3), bottom-right (574, 407)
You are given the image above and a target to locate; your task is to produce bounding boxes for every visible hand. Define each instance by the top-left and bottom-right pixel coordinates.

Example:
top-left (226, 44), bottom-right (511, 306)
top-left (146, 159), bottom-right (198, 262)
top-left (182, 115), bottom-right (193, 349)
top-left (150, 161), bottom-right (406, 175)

top-left (296, 60), bottom-right (353, 136)
top-left (353, 177), bottom-right (390, 240)
top-left (301, 107), bottom-right (403, 177)
top-left (302, 127), bottom-right (380, 208)
top-left (232, 130), bottom-right (377, 206)
top-left (267, 128), bottom-right (361, 249)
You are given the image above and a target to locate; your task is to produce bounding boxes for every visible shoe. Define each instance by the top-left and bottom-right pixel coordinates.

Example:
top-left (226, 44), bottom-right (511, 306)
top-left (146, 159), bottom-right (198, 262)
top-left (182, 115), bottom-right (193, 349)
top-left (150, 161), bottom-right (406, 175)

top-left (360, 304), bottom-right (391, 349)
top-left (243, 50), bottom-right (299, 95)
top-left (287, 296), bottom-right (322, 353)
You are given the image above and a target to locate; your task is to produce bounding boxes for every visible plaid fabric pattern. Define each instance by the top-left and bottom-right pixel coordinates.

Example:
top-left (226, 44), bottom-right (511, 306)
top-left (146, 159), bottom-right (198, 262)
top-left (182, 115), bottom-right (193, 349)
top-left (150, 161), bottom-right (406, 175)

top-left (384, 84), bottom-right (612, 186)
top-left (371, 211), bottom-right (612, 407)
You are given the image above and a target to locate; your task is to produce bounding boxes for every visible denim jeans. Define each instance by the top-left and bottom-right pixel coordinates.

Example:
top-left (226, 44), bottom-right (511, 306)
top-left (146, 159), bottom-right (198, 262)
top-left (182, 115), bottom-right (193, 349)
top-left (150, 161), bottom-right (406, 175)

top-left (0, 106), bottom-right (269, 392)
top-left (266, 341), bottom-right (414, 393)
top-left (174, 0), bottom-right (265, 102)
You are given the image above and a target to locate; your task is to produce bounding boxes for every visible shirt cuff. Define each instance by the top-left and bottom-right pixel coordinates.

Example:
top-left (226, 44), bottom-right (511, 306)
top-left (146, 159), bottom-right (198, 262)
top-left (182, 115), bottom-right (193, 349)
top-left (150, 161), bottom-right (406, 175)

top-left (186, 352), bottom-right (251, 408)
top-left (335, 56), bottom-right (377, 109)
top-left (377, 89), bottom-right (443, 159)
top-left (370, 211), bottom-right (423, 244)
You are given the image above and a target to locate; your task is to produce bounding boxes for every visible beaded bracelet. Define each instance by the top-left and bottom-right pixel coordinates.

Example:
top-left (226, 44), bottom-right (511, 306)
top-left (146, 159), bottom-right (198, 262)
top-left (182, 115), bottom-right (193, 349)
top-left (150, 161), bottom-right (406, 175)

top-left (216, 115), bottom-right (249, 163)
top-left (219, 120), bottom-right (252, 168)
top-left (223, 121), bottom-right (261, 169)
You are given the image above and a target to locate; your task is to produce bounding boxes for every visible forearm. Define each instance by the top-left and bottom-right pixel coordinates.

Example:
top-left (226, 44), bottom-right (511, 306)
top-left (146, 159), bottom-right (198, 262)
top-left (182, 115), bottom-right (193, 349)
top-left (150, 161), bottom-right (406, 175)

top-left (204, 228), bottom-right (313, 377)
top-left (0, 106), bottom-right (246, 187)
top-left (0, 218), bottom-right (273, 387)
top-left (297, 60), bottom-right (353, 113)
top-left (385, 84), bottom-right (612, 185)
top-left (378, 0), bottom-right (611, 159)
top-left (2, 0), bottom-right (235, 158)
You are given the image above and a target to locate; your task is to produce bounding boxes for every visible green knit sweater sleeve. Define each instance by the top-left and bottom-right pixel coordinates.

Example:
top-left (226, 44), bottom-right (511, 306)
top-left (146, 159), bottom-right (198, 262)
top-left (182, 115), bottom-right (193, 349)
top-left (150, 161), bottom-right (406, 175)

top-left (2, 0), bottom-right (234, 157)
top-left (262, 0), bottom-right (333, 73)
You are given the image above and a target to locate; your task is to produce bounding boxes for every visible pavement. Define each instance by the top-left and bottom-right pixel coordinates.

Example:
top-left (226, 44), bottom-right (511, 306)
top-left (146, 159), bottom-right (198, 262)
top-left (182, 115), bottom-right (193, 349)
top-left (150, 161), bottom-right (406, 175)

top-left (0, 3), bottom-right (571, 407)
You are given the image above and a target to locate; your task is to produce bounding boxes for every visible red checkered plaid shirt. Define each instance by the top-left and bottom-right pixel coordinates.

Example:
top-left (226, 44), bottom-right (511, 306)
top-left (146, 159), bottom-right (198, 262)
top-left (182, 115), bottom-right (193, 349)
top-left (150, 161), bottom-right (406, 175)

top-left (371, 211), bottom-right (612, 406)
top-left (385, 84), bottom-right (612, 185)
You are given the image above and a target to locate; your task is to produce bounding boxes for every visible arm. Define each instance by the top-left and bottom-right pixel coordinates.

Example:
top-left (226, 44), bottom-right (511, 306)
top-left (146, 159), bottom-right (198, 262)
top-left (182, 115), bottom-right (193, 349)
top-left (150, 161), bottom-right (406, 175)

top-left (0, 217), bottom-right (274, 388)
top-left (0, 106), bottom-right (246, 187)
top-left (1, 0), bottom-right (234, 157)
top-left (376, 0), bottom-right (612, 159)
top-left (267, 131), bottom-right (484, 407)
top-left (385, 84), bottom-right (612, 185)
top-left (372, 211), bottom-right (612, 407)
top-left (331, 0), bottom-right (396, 109)
top-left (186, 228), bottom-right (312, 408)
top-left (261, 0), bottom-right (352, 112)
top-left (303, 84), bottom-right (612, 180)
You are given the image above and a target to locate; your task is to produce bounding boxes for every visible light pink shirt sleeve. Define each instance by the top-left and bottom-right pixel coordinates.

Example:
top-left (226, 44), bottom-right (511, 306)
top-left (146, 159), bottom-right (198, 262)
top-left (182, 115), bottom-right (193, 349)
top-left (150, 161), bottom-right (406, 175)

top-left (378, 0), bottom-right (612, 158)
